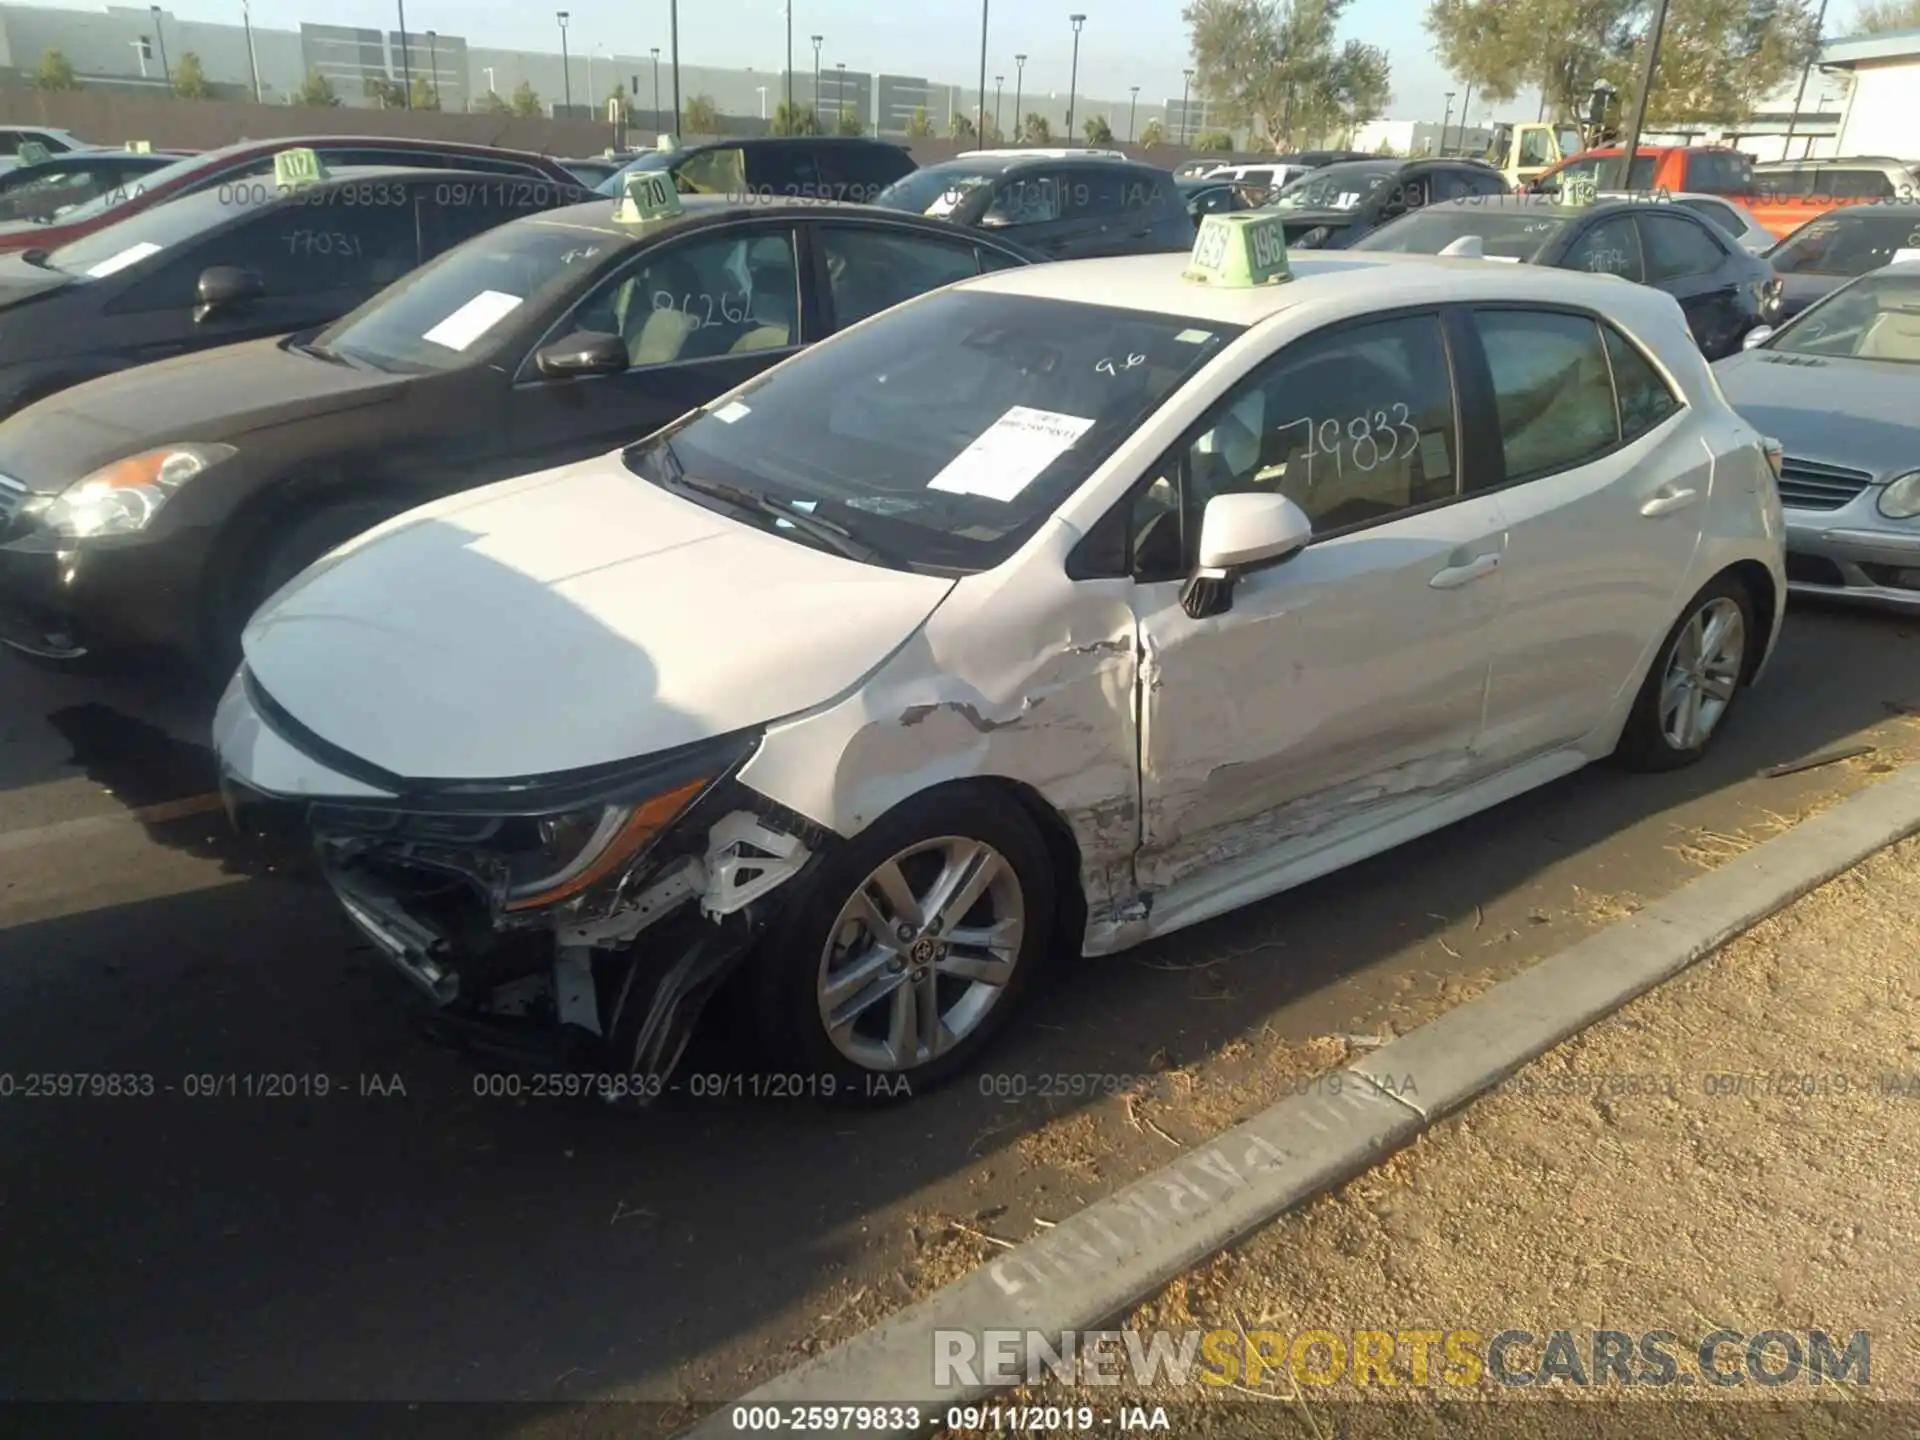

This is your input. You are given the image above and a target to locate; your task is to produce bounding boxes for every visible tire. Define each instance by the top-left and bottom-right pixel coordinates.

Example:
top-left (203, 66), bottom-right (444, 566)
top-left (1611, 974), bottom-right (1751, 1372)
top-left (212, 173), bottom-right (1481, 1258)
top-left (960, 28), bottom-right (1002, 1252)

top-left (201, 499), bottom-right (396, 680)
top-left (1613, 572), bottom-right (1755, 773)
top-left (744, 783), bottom-right (1057, 1104)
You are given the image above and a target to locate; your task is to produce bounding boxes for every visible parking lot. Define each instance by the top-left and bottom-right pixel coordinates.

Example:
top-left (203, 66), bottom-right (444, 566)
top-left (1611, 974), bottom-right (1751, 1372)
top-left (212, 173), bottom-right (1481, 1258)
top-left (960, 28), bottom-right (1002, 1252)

top-left (4, 598), bottom-right (1919, 1422)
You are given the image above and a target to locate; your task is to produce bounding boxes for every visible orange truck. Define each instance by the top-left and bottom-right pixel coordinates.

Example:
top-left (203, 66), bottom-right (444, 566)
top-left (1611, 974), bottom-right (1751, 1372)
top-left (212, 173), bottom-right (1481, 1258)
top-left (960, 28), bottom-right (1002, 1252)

top-left (1528, 145), bottom-right (1871, 239)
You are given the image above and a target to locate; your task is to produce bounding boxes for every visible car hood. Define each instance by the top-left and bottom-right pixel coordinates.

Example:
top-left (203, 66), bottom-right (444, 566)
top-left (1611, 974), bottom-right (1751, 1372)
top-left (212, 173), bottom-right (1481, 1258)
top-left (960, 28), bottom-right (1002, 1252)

top-left (240, 456), bottom-right (958, 781)
top-left (1714, 349), bottom-right (1920, 478)
top-left (0, 337), bottom-right (406, 487)
top-left (0, 250), bottom-right (73, 305)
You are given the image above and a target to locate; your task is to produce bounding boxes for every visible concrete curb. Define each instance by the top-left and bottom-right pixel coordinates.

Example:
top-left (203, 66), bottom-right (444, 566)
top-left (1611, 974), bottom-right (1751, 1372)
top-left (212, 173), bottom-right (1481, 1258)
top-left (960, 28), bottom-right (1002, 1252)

top-left (684, 763), bottom-right (1920, 1438)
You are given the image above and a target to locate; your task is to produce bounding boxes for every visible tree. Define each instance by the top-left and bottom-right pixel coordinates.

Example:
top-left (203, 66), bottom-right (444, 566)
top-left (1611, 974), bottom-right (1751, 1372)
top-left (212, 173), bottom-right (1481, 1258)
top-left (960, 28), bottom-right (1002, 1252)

top-left (1320, 39), bottom-right (1392, 142)
top-left (1139, 117), bottom-right (1166, 147)
top-left (32, 48), bottom-right (81, 91)
top-left (1083, 114), bottom-right (1115, 142)
top-left (980, 115), bottom-right (1005, 144)
top-left (1021, 112), bottom-right (1053, 143)
top-left (684, 93), bottom-right (721, 133)
top-left (172, 50), bottom-right (213, 99)
top-left (1854, 0), bottom-right (1920, 29)
top-left (510, 80), bottom-right (544, 117)
top-left (1375, 136), bottom-right (1399, 155)
top-left (1426, 0), bottom-right (1818, 128)
top-left (906, 106), bottom-right (935, 136)
top-left (836, 105), bottom-right (864, 136)
top-left (409, 75), bottom-right (441, 110)
top-left (949, 112), bottom-right (977, 139)
top-left (364, 76), bottom-right (405, 108)
top-left (473, 88), bottom-right (511, 114)
top-left (1184, 0), bottom-right (1357, 150)
top-left (293, 67), bottom-right (340, 107)
top-left (1194, 129), bottom-right (1236, 149)
top-left (771, 100), bottom-right (818, 135)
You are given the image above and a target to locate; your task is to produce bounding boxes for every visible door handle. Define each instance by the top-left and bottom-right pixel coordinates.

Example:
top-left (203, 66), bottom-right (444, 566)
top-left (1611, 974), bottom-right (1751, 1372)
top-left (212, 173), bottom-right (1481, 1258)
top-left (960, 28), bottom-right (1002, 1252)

top-left (1429, 552), bottom-right (1501, 589)
top-left (1641, 485), bottom-right (1700, 517)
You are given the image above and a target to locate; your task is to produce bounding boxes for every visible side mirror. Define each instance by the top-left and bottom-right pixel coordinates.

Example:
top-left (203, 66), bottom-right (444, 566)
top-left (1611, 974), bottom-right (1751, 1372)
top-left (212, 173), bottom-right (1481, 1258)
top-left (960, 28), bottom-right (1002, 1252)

top-left (194, 265), bottom-right (262, 320)
top-left (1741, 325), bottom-right (1775, 351)
top-left (535, 330), bottom-right (630, 379)
top-left (1181, 492), bottom-right (1313, 620)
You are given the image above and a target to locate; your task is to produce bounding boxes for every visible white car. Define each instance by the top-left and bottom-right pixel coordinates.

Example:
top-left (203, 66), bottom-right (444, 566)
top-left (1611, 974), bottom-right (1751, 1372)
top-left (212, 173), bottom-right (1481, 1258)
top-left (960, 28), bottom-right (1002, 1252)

top-left (1204, 161), bottom-right (1311, 194)
top-left (1598, 189), bottom-right (1774, 254)
top-left (214, 217), bottom-right (1787, 1101)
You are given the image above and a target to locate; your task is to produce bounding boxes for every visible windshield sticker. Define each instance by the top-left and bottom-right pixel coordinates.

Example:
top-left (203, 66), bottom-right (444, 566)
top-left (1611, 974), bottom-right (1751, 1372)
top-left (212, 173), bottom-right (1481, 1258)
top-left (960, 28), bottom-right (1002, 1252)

top-left (83, 241), bottom-right (162, 277)
top-left (1482, 254), bottom-right (1523, 263)
top-left (1335, 191), bottom-right (1362, 209)
top-left (422, 289), bottom-right (524, 351)
top-left (1175, 328), bottom-right (1214, 344)
top-left (926, 405), bottom-right (1097, 503)
top-left (712, 400), bottom-right (751, 423)
top-left (844, 496), bottom-right (922, 517)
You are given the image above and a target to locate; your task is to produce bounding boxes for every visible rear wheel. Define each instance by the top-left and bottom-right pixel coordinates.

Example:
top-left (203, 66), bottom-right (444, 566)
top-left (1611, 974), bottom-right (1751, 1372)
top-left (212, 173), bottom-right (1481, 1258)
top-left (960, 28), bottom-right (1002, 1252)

top-left (1614, 574), bottom-right (1754, 772)
top-left (745, 785), bottom-right (1057, 1103)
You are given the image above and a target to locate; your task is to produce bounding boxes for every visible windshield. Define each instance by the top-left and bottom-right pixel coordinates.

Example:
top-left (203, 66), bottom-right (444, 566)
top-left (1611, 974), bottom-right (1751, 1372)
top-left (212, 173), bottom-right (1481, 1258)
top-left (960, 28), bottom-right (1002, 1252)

top-left (44, 182), bottom-right (265, 277)
top-left (595, 151), bottom-right (676, 196)
top-left (46, 152), bottom-right (208, 223)
top-left (1556, 128), bottom-right (1584, 157)
top-left (874, 165), bottom-right (1000, 218)
top-left (1265, 164), bottom-right (1394, 211)
top-left (315, 219), bottom-right (621, 373)
top-left (1769, 210), bottom-right (1920, 277)
top-left (1768, 274), bottom-right (1920, 364)
top-left (1354, 208), bottom-right (1566, 260)
top-left (1548, 154), bottom-right (1657, 192)
top-left (624, 289), bottom-right (1240, 572)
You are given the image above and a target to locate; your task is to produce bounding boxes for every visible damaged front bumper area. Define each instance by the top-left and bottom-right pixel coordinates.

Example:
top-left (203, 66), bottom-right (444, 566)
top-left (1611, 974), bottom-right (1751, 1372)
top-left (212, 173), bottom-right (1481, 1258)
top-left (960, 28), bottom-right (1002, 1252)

top-left (214, 667), bottom-right (829, 1094)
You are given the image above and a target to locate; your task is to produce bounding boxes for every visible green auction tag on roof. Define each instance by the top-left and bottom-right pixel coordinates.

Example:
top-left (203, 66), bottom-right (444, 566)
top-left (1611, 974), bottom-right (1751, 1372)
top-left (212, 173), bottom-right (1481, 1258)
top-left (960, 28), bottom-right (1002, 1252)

top-left (614, 170), bottom-right (683, 224)
top-left (125, 139), bottom-right (152, 153)
top-left (1184, 212), bottom-right (1292, 288)
top-left (17, 142), bottom-right (50, 166)
top-left (273, 147), bottom-right (327, 190)
top-left (1562, 174), bottom-right (1598, 207)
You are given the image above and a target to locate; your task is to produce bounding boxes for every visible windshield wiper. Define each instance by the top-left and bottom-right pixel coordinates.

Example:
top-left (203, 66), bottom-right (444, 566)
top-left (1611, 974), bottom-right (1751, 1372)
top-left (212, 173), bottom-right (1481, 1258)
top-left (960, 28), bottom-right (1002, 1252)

top-left (652, 452), bottom-right (902, 568)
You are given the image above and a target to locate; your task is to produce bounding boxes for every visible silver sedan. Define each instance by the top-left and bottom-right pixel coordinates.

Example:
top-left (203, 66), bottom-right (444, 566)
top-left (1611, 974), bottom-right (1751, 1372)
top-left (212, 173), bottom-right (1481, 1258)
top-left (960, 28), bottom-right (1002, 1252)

top-left (1714, 259), bottom-right (1920, 612)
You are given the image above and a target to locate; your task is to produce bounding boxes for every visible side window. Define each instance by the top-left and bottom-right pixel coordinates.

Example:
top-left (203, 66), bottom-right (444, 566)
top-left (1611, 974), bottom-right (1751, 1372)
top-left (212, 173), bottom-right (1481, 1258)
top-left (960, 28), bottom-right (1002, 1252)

top-left (1827, 168), bottom-right (1895, 199)
top-left (1602, 325), bottom-right (1681, 443)
top-left (1471, 310), bottom-right (1619, 483)
top-left (1678, 197), bottom-right (1739, 237)
top-left (577, 228), bottom-right (801, 367)
top-left (1762, 167), bottom-right (1816, 198)
top-left (977, 245), bottom-right (1026, 272)
top-left (1062, 168), bottom-right (1123, 219)
top-left (1637, 213), bottom-right (1725, 280)
top-left (1120, 172), bottom-right (1169, 214)
top-left (419, 186), bottom-right (555, 258)
top-left (1564, 215), bottom-right (1645, 282)
top-left (984, 173), bottom-right (1062, 226)
top-left (0, 134), bottom-right (19, 158)
top-left (748, 146), bottom-right (822, 197)
top-left (1431, 169), bottom-right (1477, 201)
top-left (1183, 313), bottom-right (1459, 542)
top-left (816, 145), bottom-right (911, 202)
top-left (1381, 172), bottom-right (1430, 212)
top-left (676, 147), bottom-right (747, 196)
top-left (819, 225), bottom-right (982, 328)
top-left (266, 196), bottom-right (424, 293)
top-left (1519, 130), bottom-right (1555, 166)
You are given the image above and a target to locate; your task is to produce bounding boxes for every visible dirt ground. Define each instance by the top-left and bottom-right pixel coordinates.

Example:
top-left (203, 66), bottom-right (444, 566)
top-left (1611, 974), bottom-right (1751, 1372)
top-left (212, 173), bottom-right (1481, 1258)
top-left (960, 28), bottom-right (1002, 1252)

top-left (962, 834), bottom-right (1920, 1439)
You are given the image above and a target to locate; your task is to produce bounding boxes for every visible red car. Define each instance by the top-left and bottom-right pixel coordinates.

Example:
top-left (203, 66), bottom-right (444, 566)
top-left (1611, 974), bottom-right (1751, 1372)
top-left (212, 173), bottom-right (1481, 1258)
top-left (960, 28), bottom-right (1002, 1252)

top-left (0, 135), bottom-right (585, 255)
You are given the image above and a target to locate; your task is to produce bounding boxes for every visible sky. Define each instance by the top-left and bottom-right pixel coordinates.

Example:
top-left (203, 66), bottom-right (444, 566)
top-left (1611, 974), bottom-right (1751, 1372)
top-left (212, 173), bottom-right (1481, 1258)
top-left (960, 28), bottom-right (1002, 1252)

top-left (133, 0), bottom-right (1873, 125)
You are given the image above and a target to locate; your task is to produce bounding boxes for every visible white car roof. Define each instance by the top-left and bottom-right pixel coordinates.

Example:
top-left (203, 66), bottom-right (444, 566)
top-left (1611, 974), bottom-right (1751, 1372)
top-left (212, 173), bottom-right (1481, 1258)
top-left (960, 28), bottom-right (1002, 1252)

top-left (957, 249), bottom-right (1686, 333)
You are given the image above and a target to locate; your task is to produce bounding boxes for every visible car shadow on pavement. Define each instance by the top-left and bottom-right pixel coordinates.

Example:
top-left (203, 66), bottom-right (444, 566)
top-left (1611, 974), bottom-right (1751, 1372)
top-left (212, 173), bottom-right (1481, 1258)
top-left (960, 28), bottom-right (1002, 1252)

top-left (0, 603), bottom-right (1916, 1415)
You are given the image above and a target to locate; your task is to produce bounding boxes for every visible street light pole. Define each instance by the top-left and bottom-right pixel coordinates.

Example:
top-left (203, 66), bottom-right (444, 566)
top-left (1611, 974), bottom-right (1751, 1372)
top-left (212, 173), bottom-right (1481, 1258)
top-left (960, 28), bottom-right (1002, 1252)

top-left (1454, 80), bottom-right (1473, 153)
top-left (1440, 91), bottom-right (1455, 155)
top-left (1180, 67), bottom-right (1193, 144)
top-left (976, 1), bottom-right (989, 138)
top-left (239, 0), bottom-right (262, 102)
top-left (1128, 84), bottom-right (1139, 142)
top-left (426, 30), bottom-right (439, 107)
top-left (391, 0), bottom-right (408, 106)
top-left (670, 0), bottom-right (682, 135)
top-left (811, 35), bottom-right (822, 130)
top-left (994, 76), bottom-right (1003, 138)
top-left (1013, 54), bottom-right (1026, 143)
top-left (557, 12), bottom-right (571, 112)
top-left (1066, 13), bottom-right (1086, 140)
top-left (1782, 0), bottom-right (1831, 160)
top-left (1616, 0), bottom-right (1672, 188)
top-left (150, 5), bottom-right (172, 93)
top-left (835, 61), bottom-right (846, 130)
top-left (786, 4), bottom-right (793, 119)
top-left (650, 48), bottom-right (660, 131)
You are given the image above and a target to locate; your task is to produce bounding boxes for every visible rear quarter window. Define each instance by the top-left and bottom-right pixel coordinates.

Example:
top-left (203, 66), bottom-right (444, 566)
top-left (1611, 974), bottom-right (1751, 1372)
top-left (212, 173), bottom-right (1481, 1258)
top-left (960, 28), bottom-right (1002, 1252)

top-left (1686, 152), bottom-right (1754, 195)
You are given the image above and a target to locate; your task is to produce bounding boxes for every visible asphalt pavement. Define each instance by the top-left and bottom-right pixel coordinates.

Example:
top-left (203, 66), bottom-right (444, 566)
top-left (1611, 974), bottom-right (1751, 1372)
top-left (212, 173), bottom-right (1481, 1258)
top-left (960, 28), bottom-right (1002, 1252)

top-left (3, 602), bottom-right (1920, 1423)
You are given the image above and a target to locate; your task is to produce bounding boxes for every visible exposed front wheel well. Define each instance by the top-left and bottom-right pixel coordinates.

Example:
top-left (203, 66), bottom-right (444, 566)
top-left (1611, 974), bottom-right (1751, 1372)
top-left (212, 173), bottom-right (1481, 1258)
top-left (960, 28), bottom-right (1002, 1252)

top-left (1721, 559), bottom-right (1777, 686)
top-left (981, 777), bottom-right (1090, 962)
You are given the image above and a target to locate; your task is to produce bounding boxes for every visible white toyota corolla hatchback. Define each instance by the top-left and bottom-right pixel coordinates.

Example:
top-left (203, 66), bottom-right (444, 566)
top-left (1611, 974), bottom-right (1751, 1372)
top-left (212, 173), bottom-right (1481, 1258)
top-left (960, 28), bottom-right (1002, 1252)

top-left (215, 217), bottom-right (1788, 1102)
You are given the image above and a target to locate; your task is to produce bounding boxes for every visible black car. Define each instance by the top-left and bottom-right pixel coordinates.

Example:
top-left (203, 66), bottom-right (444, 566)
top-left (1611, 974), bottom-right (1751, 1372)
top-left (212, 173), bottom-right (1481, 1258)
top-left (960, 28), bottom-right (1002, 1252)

top-left (1352, 195), bottom-right (1775, 359)
top-left (0, 150), bottom-right (179, 223)
top-left (1258, 157), bottom-right (1512, 249)
top-left (1280, 149), bottom-right (1377, 167)
top-left (1176, 175), bottom-right (1256, 220)
top-left (873, 154), bottom-right (1194, 259)
top-left (597, 136), bottom-right (916, 203)
top-left (0, 196), bottom-right (1036, 672)
top-left (1758, 202), bottom-right (1920, 326)
top-left (0, 165), bottom-right (564, 420)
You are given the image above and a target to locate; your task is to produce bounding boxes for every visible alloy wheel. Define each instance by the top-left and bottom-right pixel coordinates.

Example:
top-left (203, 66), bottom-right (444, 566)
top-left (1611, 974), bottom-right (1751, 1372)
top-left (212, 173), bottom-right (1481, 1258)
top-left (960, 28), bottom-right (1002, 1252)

top-left (1659, 595), bottom-right (1746, 751)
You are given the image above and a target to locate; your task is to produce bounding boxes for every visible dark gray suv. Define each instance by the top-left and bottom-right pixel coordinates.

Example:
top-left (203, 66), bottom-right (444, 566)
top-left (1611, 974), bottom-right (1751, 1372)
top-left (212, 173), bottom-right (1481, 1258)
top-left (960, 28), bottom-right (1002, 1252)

top-left (873, 154), bottom-right (1194, 259)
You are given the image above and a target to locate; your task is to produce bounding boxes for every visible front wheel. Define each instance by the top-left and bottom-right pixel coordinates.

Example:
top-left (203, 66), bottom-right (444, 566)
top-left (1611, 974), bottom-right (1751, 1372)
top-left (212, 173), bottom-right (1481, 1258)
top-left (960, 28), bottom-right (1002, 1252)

top-left (744, 784), bottom-right (1057, 1103)
top-left (1614, 574), bottom-right (1754, 772)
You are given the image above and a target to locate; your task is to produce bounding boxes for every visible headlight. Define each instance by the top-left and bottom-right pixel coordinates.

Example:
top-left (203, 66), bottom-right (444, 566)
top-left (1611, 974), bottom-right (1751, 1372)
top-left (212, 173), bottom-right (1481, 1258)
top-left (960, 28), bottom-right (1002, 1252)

top-left (1878, 470), bottom-right (1920, 520)
top-left (503, 779), bottom-right (711, 912)
top-left (38, 443), bottom-right (236, 538)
